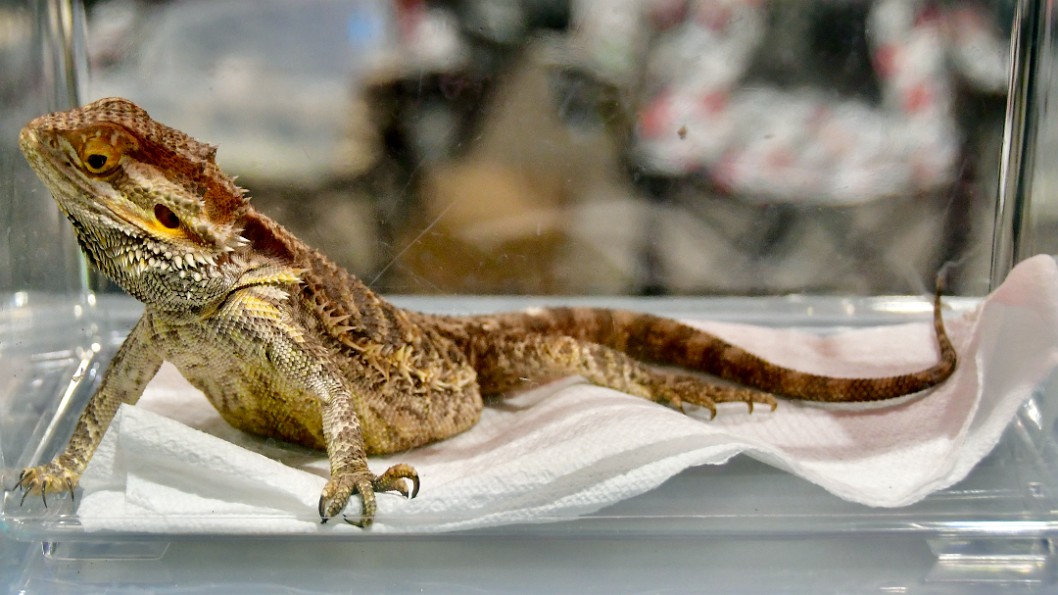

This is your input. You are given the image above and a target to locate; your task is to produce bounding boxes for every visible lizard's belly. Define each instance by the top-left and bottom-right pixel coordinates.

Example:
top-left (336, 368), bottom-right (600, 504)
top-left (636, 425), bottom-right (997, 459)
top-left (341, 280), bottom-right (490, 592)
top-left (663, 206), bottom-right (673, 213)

top-left (159, 331), bottom-right (327, 450)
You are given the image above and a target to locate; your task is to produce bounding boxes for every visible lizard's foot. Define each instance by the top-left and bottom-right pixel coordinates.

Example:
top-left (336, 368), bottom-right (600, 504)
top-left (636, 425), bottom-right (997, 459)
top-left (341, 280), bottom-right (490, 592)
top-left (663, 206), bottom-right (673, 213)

top-left (318, 463), bottom-right (420, 529)
top-left (373, 463), bottom-right (420, 499)
top-left (659, 376), bottom-right (778, 419)
top-left (14, 462), bottom-right (79, 508)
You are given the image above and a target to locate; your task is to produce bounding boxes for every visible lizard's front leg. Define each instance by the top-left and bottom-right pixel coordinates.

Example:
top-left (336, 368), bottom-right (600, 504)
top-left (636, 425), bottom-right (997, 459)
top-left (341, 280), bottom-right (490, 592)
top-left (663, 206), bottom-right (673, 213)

top-left (315, 376), bottom-right (419, 527)
top-left (16, 314), bottom-right (163, 506)
top-left (268, 342), bottom-right (418, 528)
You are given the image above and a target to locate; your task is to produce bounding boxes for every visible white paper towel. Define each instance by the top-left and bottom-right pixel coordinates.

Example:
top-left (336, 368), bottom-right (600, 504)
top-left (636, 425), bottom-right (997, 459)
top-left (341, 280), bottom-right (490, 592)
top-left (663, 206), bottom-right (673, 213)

top-left (75, 255), bottom-right (1058, 534)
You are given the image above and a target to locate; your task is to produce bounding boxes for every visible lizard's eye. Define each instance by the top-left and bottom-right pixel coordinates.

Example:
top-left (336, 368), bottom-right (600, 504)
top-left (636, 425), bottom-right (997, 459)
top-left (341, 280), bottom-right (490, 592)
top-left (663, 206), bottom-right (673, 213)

top-left (81, 138), bottom-right (121, 175)
top-left (85, 153), bottom-right (108, 170)
top-left (153, 204), bottom-right (181, 229)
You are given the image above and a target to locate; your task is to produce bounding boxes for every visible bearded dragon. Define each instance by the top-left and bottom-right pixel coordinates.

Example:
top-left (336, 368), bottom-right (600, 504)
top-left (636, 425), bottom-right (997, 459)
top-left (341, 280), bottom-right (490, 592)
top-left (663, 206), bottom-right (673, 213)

top-left (15, 98), bottom-right (957, 527)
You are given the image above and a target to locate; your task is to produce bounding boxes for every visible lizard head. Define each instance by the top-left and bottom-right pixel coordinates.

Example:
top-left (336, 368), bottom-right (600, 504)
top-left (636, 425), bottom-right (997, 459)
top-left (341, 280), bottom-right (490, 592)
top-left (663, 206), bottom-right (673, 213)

top-left (20, 97), bottom-right (252, 312)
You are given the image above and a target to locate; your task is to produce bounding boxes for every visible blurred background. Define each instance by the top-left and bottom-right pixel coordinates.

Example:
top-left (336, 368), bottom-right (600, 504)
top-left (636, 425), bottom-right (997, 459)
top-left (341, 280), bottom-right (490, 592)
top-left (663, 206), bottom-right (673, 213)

top-left (3, 0), bottom-right (1018, 296)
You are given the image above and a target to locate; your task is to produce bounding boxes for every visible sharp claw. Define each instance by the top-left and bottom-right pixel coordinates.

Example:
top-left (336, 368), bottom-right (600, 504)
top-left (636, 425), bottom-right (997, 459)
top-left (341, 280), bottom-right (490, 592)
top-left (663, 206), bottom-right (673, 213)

top-left (13, 470), bottom-right (76, 508)
top-left (343, 514), bottom-right (371, 529)
top-left (408, 475), bottom-right (420, 500)
top-left (747, 401), bottom-right (755, 414)
top-left (318, 495), bottom-right (329, 521)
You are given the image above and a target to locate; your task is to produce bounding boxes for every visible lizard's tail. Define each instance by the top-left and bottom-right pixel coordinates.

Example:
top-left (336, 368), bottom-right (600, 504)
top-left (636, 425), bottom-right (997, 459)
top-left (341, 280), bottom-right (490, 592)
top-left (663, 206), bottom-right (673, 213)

top-left (498, 286), bottom-right (957, 403)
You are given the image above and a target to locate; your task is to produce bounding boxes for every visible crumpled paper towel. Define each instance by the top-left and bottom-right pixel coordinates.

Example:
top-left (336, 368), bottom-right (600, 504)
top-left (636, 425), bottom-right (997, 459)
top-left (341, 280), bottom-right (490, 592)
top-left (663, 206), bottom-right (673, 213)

top-left (76, 255), bottom-right (1058, 534)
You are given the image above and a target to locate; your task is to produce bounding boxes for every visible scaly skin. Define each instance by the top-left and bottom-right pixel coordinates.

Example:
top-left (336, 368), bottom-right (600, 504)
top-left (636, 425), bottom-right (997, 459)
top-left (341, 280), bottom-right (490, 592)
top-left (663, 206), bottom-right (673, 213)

top-left (16, 98), bottom-right (957, 527)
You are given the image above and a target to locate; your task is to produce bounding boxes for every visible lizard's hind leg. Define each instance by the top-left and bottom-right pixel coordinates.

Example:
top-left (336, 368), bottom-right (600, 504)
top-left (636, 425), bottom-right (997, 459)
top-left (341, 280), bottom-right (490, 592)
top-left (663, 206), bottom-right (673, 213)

top-left (474, 333), bottom-right (778, 417)
top-left (655, 375), bottom-right (778, 418)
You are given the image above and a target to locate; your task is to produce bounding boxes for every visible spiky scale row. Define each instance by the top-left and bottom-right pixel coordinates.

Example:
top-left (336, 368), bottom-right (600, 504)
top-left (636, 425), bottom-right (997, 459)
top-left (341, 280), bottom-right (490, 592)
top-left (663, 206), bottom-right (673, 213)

top-left (15, 98), bottom-right (957, 528)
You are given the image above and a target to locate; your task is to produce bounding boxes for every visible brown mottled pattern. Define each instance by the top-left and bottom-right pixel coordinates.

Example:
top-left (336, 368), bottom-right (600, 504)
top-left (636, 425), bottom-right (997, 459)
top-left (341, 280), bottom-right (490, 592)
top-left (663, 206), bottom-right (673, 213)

top-left (461, 293), bottom-right (957, 402)
top-left (16, 98), bottom-right (957, 527)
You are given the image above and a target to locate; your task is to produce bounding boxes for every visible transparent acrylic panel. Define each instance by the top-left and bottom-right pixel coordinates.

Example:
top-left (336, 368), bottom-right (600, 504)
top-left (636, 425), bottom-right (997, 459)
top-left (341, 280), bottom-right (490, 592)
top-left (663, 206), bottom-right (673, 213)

top-left (1013, 0), bottom-right (1058, 263)
top-left (0, 0), bottom-right (101, 532)
top-left (3, 0), bottom-right (1057, 559)
top-left (0, 0), bottom-right (89, 295)
top-left (79, 0), bottom-right (1011, 297)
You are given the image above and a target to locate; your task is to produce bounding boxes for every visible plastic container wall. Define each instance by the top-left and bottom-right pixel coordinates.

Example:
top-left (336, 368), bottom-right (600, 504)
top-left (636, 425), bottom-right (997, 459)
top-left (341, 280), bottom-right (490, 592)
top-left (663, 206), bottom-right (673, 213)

top-left (3, 0), bottom-right (1057, 564)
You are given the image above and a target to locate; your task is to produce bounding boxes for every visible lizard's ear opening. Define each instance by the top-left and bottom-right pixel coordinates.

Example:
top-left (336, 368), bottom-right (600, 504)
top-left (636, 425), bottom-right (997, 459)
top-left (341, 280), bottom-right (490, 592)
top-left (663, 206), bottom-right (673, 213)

top-left (153, 204), bottom-right (181, 229)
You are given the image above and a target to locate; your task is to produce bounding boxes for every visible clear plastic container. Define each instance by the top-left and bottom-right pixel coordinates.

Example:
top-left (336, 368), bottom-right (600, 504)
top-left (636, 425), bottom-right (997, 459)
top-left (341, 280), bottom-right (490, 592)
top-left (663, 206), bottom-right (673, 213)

top-left (2, 0), bottom-right (1057, 589)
